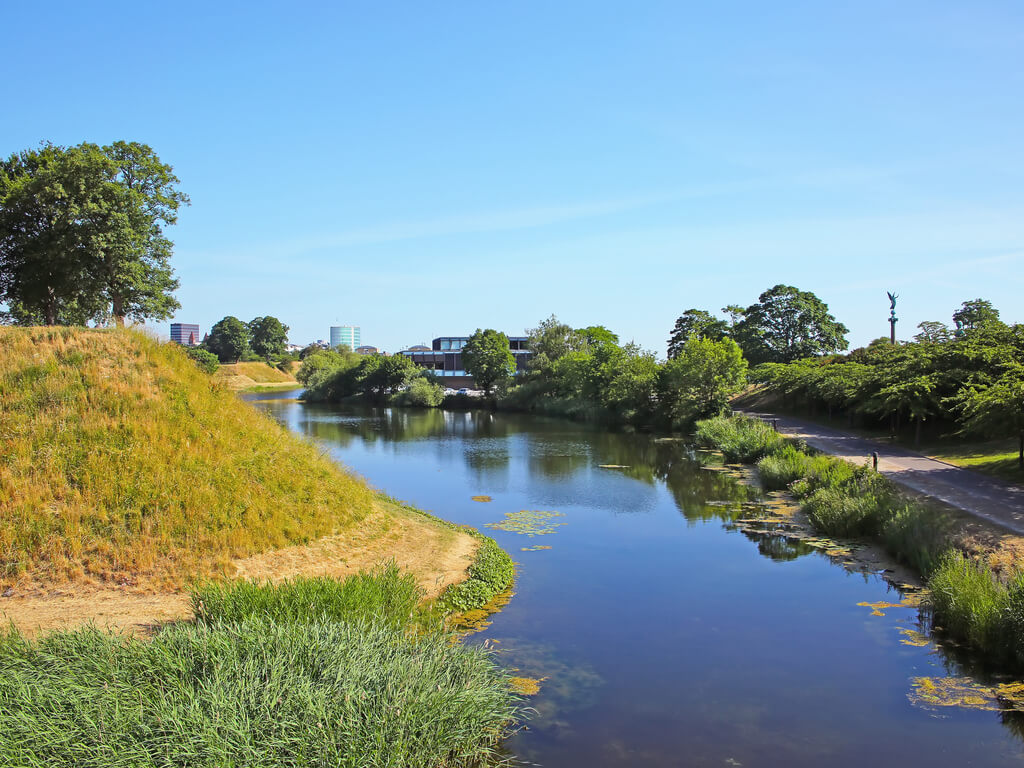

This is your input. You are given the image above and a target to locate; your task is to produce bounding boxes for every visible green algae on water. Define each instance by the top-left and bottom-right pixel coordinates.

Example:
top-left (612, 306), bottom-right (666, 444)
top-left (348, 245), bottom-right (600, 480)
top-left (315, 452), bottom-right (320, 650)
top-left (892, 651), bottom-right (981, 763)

top-left (487, 510), bottom-right (566, 537)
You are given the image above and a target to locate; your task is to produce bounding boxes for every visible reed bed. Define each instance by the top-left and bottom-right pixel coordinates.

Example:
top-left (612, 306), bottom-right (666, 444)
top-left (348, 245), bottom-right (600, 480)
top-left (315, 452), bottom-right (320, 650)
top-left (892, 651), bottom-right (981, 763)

top-left (0, 567), bottom-right (521, 767)
top-left (191, 563), bottom-right (425, 628)
top-left (0, 619), bottom-right (516, 768)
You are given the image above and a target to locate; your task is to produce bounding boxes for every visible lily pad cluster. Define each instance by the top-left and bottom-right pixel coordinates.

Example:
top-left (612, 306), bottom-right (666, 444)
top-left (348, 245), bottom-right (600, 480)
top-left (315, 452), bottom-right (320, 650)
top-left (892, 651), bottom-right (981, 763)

top-left (487, 510), bottom-right (566, 537)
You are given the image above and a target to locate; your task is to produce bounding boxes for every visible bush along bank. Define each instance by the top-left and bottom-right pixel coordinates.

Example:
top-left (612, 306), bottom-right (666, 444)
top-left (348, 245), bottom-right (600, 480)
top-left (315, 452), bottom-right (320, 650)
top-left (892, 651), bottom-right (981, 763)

top-left (0, 560), bottom-right (522, 768)
top-left (694, 415), bottom-right (1024, 669)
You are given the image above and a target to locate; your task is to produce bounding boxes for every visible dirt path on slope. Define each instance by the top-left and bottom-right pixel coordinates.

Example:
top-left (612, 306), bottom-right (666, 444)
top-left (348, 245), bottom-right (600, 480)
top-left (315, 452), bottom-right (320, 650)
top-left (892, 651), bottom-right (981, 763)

top-left (0, 504), bottom-right (478, 636)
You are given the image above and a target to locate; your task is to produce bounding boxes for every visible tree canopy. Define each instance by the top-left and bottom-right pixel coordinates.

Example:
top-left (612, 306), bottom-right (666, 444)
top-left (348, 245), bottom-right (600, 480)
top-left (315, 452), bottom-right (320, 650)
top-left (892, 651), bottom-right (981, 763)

top-left (463, 329), bottom-right (516, 395)
top-left (0, 141), bottom-right (187, 326)
top-left (732, 284), bottom-right (849, 364)
top-left (206, 316), bottom-right (251, 363)
top-left (248, 316), bottom-right (290, 359)
top-left (666, 309), bottom-right (730, 358)
top-left (657, 336), bottom-right (747, 426)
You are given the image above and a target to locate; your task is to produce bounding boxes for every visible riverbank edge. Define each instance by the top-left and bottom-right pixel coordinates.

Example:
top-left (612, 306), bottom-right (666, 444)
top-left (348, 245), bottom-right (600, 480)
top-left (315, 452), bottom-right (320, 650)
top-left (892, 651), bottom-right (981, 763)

top-left (378, 494), bottom-right (517, 616)
top-left (694, 414), bottom-right (1024, 671)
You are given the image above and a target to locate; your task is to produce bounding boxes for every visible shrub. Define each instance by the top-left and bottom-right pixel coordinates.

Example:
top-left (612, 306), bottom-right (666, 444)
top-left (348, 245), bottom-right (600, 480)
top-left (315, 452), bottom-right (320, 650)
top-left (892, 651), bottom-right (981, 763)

top-left (393, 377), bottom-right (445, 408)
top-left (185, 346), bottom-right (219, 374)
top-left (694, 415), bottom-right (785, 463)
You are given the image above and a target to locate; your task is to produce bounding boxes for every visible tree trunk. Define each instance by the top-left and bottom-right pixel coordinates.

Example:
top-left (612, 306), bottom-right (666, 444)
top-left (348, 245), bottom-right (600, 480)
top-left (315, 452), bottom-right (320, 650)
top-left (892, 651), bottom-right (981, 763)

top-left (915, 418), bottom-right (921, 448)
top-left (112, 294), bottom-right (125, 327)
top-left (45, 287), bottom-right (56, 325)
top-left (1019, 431), bottom-right (1023, 471)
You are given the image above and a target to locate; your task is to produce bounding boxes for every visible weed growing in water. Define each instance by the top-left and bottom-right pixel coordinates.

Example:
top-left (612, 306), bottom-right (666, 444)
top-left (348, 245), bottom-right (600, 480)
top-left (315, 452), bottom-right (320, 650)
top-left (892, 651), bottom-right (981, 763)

top-left (694, 415), bottom-right (785, 463)
top-left (487, 510), bottom-right (566, 537)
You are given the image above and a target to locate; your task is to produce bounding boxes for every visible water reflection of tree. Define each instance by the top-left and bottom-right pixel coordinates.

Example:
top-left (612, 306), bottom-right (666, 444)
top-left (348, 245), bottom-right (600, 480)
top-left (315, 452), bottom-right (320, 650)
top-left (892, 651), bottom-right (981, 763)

top-left (750, 534), bottom-right (816, 562)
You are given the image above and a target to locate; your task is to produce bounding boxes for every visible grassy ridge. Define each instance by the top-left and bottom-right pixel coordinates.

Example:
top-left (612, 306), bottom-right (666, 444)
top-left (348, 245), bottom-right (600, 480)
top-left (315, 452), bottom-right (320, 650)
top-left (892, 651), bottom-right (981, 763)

top-left (695, 415), bottom-right (1024, 667)
top-left (216, 361), bottom-right (296, 383)
top-left (0, 327), bottom-right (376, 588)
top-left (0, 594), bottom-right (519, 767)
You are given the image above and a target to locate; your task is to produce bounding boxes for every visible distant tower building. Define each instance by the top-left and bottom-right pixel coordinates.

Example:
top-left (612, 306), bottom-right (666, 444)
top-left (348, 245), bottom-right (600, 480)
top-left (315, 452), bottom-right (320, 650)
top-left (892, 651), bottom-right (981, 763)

top-left (330, 325), bottom-right (361, 351)
top-left (170, 323), bottom-right (201, 346)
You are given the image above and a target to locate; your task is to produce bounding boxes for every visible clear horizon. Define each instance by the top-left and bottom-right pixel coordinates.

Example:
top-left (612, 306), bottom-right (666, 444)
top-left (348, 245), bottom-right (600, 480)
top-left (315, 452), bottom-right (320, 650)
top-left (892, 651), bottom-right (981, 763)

top-left (4, 1), bottom-right (1022, 355)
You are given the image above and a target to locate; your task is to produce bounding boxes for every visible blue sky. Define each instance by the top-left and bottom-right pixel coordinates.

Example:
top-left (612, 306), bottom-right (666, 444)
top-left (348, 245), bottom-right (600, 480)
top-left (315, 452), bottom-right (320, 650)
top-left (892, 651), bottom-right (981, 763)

top-left (4, 1), bottom-right (1023, 355)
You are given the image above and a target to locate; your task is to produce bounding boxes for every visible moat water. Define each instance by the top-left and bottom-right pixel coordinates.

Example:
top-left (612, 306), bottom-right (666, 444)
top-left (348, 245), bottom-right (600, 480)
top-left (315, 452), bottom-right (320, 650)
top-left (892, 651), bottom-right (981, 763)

top-left (249, 392), bottom-right (1024, 767)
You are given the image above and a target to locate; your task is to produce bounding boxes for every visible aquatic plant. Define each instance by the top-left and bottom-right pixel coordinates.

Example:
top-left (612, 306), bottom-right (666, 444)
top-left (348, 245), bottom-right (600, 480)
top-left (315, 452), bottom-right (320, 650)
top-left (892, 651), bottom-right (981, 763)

top-left (439, 536), bottom-right (516, 614)
top-left (694, 415), bottom-right (785, 463)
top-left (487, 510), bottom-right (566, 537)
top-left (929, 551), bottom-right (1009, 656)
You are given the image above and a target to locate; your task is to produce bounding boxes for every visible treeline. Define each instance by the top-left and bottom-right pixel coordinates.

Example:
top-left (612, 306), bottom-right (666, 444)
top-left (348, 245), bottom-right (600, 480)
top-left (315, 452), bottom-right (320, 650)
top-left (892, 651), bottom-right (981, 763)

top-left (296, 319), bottom-right (749, 427)
top-left (748, 299), bottom-right (1024, 462)
top-left (501, 317), bottom-right (746, 428)
top-left (667, 283), bottom-right (849, 364)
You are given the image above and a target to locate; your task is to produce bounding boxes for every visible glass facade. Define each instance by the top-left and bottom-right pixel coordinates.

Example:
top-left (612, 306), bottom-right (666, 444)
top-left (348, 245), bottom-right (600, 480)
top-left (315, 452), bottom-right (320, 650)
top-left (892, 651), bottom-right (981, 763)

top-left (402, 335), bottom-right (531, 382)
top-left (170, 323), bottom-right (200, 346)
top-left (330, 325), bottom-right (361, 351)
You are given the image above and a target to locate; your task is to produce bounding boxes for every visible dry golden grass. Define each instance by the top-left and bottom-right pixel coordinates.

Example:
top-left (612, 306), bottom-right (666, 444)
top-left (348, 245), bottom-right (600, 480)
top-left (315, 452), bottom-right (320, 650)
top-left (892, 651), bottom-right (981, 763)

top-left (0, 327), bottom-right (376, 591)
top-left (215, 361), bottom-right (296, 383)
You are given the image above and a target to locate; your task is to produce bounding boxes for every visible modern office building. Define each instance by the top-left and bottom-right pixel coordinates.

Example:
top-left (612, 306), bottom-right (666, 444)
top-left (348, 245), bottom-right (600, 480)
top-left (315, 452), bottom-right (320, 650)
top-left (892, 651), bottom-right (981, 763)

top-left (330, 325), bottom-right (361, 351)
top-left (401, 335), bottom-right (530, 388)
top-left (170, 323), bottom-right (200, 346)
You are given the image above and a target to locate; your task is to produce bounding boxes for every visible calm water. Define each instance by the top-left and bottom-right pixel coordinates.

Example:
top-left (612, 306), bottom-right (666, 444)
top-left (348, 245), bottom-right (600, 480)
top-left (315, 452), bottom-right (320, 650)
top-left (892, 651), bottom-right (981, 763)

top-left (249, 392), bottom-right (1024, 767)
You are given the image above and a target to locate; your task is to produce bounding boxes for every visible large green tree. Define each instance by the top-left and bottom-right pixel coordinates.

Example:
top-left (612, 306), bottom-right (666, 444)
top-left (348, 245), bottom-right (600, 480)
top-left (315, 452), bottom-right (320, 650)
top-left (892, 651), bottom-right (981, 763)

top-left (657, 336), bottom-right (747, 425)
top-left (525, 315), bottom-right (585, 373)
top-left (206, 316), bottom-right (251, 363)
top-left (0, 144), bottom-right (106, 324)
top-left (953, 299), bottom-right (1003, 335)
top-left (732, 284), bottom-right (849, 364)
top-left (666, 309), bottom-right (730, 359)
top-left (0, 141), bottom-right (187, 326)
top-left (463, 328), bottom-right (516, 395)
top-left (248, 315), bottom-right (290, 359)
top-left (96, 141), bottom-right (188, 325)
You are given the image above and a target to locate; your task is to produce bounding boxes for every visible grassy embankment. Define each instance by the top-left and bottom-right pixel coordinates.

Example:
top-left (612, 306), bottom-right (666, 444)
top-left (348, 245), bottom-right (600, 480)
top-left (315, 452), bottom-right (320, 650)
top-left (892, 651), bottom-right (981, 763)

top-left (1, 326), bottom-right (377, 588)
top-left (0, 327), bottom-right (518, 765)
top-left (214, 360), bottom-right (300, 391)
top-left (695, 415), bottom-right (1024, 669)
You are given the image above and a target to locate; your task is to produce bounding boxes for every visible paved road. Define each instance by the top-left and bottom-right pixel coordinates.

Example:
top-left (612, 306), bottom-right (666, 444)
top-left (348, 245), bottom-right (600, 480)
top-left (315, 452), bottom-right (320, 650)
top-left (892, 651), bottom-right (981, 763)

top-left (740, 410), bottom-right (1024, 536)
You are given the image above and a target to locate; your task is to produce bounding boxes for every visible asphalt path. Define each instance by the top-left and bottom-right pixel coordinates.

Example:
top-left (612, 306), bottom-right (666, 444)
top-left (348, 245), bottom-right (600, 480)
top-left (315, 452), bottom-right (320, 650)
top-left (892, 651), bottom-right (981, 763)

top-left (740, 411), bottom-right (1024, 536)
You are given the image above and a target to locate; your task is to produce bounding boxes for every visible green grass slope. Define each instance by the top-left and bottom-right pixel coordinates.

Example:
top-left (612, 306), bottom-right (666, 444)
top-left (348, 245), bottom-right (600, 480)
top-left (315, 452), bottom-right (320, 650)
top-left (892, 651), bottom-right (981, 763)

top-left (0, 327), bottom-right (377, 590)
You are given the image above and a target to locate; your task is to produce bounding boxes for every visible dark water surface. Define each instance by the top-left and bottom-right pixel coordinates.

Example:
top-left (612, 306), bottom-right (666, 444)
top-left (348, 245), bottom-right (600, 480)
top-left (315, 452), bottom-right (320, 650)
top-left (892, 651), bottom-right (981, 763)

top-left (248, 392), bottom-right (1024, 767)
